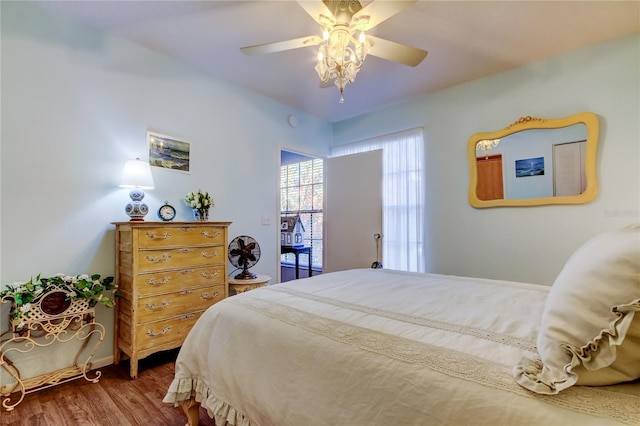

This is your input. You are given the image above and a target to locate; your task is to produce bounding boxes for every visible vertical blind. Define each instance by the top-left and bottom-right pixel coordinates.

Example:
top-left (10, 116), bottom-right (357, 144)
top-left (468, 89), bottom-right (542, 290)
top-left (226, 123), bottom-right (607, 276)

top-left (330, 128), bottom-right (425, 272)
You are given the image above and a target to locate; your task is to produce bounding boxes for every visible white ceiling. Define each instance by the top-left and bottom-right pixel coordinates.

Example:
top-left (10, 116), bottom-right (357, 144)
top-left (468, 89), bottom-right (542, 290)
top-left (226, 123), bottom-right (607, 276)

top-left (34, 0), bottom-right (640, 123)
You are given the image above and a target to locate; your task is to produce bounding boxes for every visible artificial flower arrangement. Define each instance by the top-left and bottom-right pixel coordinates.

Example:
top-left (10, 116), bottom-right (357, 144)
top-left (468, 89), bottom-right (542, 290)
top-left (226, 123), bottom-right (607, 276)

top-left (0, 273), bottom-right (116, 331)
top-left (185, 189), bottom-right (214, 221)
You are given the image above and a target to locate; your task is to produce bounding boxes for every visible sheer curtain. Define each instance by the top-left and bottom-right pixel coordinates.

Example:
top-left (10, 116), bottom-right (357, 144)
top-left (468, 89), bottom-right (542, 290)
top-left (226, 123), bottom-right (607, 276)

top-left (331, 128), bottom-right (425, 272)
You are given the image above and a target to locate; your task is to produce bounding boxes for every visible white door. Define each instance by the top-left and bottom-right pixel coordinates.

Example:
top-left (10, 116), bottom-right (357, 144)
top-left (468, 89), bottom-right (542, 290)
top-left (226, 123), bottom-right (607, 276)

top-left (553, 141), bottom-right (587, 196)
top-left (324, 150), bottom-right (383, 273)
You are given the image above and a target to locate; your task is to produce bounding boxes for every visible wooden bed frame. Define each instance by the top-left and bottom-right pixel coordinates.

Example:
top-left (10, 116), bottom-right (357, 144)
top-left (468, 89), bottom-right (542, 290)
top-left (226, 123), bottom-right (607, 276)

top-left (181, 399), bottom-right (199, 426)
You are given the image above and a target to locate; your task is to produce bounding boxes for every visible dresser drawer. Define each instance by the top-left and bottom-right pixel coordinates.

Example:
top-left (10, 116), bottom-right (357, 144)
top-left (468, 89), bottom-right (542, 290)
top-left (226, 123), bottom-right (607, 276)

top-left (138, 246), bottom-right (225, 272)
top-left (138, 226), bottom-right (225, 248)
top-left (137, 265), bottom-right (225, 296)
top-left (137, 284), bottom-right (224, 323)
top-left (136, 312), bottom-right (203, 351)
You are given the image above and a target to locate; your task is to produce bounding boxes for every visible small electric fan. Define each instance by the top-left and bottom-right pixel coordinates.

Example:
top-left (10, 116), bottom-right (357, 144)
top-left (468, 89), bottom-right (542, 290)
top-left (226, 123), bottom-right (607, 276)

top-left (228, 235), bottom-right (261, 279)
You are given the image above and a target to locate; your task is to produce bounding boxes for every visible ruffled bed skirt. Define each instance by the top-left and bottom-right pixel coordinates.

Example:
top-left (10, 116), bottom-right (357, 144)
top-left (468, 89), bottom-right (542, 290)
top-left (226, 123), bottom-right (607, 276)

top-left (163, 377), bottom-right (256, 426)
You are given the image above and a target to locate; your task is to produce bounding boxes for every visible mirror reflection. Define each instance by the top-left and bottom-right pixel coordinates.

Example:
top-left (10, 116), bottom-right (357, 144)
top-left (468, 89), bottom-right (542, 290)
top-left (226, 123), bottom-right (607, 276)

top-left (468, 112), bottom-right (599, 208)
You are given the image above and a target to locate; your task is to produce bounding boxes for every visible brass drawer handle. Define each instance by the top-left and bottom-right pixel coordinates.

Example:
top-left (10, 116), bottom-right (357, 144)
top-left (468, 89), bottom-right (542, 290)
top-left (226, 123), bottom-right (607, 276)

top-left (146, 276), bottom-right (170, 286)
top-left (200, 291), bottom-right (220, 300)
top-left (178, 248), bottom-right (194, 254)
top-left (145, 254), bottom-right (171, 263)
top-left (180, 227), bottom-right (195, 232)
top-left (201, 250), bottom-right (219, 258)
top-left (201, 230), bottom-right (221, 238)
top-left (146, 326), bottom-right (171, 336)
top-left (200, 271), bottom-right (219, 279)
top-left (180, 269), bottom-right (194, 275)
top-left (180, 289), bottom-right (193, 295)
top-left (146, 231), bottom-right (172, 240)
top-left (145, 301), bottom-right (170, 311)
top-left (180, 314), bottom-right (196, 320)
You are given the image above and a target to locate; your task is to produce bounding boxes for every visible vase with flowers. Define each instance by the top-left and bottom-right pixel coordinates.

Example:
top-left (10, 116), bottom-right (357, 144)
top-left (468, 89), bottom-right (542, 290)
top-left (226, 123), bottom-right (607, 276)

top-left (185, 189), bottom-right (214, 221)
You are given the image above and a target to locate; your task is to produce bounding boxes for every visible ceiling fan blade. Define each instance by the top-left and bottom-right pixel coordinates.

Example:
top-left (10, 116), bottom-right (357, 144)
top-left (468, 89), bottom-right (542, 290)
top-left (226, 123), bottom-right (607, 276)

top-left (353, 0), bottom-right (416, 30)
top-left (367, 35), bottom-right (427, 67)
top-left (296, 0), bottom-right (334, 25)
top-left (241, 35), bottom-right (323, 56)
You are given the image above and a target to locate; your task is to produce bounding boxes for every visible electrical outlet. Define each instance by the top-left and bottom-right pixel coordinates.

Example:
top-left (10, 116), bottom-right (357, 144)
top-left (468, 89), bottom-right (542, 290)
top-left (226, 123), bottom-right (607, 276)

top-left (261, 215), bottom-right (271, 225)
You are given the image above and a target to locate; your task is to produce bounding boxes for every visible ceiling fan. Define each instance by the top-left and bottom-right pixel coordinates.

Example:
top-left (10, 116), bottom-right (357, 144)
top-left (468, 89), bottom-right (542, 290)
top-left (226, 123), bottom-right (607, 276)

top-left (241, 0), bottom-right (428, 102)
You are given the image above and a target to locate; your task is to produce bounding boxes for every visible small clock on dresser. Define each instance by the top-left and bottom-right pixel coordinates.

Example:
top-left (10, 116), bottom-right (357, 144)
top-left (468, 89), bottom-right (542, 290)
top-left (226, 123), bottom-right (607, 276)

top-left (158, 202), bottom-right (176, 221)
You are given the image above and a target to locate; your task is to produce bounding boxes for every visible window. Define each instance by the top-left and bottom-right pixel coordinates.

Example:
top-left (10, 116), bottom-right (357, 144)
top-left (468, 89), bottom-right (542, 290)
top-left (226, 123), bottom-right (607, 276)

top-left (331, 128), bottom-right (425, 272)
top-left (280, 158), bottom-right (323, 269)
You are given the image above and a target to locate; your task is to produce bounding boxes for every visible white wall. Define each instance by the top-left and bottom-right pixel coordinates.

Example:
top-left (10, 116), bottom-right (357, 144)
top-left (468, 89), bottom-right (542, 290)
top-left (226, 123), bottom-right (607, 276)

top-left (333, 33), bottom-right (640, 285)
top-left (0, 1), bottom-right (331, 376)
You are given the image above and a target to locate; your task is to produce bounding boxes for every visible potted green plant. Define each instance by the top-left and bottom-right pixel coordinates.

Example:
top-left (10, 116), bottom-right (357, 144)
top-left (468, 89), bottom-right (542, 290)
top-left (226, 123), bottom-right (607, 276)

top-left (1, 273), bottom-right (116, 333)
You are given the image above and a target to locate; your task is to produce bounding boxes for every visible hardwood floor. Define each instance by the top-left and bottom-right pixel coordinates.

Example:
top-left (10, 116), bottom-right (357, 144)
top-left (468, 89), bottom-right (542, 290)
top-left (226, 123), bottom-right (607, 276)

top-left (0, 349), bottom-right (215, 426)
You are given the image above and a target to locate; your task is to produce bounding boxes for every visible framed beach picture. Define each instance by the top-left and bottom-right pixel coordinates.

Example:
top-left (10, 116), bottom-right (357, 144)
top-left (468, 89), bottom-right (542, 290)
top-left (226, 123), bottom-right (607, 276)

top-left (515, 156), bottom-right (544, 178)
top-left (147, 131), bottom-right (191, 173)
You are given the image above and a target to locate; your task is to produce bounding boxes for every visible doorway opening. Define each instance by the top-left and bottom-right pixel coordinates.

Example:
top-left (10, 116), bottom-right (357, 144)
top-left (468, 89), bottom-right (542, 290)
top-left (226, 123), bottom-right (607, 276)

top-left (280, 150), bottom-right (324, 282)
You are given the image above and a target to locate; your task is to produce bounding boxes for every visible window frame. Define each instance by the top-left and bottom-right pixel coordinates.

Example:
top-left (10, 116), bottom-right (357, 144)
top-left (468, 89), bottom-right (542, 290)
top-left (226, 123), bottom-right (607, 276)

top-left (280, 158), bottom-right (324, 269)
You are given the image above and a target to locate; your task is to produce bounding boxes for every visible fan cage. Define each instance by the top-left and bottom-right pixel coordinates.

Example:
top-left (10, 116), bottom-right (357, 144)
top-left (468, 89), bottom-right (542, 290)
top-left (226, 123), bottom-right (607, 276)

top-left (228, 235), bottom-right (261, 280)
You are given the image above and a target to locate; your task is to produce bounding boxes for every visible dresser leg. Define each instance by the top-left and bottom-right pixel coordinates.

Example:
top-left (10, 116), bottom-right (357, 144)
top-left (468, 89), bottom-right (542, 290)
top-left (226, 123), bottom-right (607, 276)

top-left (129, 356), bottom-right (138, 379)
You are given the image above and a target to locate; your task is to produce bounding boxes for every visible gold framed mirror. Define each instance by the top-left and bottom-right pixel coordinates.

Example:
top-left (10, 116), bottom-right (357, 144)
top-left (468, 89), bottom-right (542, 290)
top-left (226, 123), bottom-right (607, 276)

top-left (468, 112), bottom-right (599, 208)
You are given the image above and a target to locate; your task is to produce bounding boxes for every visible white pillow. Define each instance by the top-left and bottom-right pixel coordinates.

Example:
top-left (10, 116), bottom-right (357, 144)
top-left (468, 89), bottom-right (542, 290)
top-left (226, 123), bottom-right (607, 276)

top-left (514, 224), bottom-right (640, 395)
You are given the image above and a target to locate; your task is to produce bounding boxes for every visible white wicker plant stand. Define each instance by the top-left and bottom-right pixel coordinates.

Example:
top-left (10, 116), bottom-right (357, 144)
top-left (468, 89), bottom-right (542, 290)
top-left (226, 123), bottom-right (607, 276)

top-left (0, 285), bottom-right (105, 411)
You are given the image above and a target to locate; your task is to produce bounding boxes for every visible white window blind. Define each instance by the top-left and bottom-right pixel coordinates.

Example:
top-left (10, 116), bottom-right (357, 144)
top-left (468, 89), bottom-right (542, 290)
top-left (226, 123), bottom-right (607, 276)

top-left (331, 128), bottom-right (425, 272)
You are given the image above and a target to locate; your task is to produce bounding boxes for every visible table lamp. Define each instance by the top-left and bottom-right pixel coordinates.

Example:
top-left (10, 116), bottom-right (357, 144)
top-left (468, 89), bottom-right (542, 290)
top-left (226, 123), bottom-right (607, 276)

top-left (119, 158), bottom-right (155, 221)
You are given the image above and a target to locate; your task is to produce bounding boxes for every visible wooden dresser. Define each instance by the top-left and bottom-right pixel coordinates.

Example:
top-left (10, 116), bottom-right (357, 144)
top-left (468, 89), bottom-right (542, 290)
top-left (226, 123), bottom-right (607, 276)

top-left (112, 221), bottom-right (231, 378)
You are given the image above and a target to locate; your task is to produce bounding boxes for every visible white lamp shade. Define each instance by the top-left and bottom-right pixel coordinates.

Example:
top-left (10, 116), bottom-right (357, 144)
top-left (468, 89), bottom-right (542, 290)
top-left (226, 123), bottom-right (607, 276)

top-left (119, 158), bottom-right (155, 189)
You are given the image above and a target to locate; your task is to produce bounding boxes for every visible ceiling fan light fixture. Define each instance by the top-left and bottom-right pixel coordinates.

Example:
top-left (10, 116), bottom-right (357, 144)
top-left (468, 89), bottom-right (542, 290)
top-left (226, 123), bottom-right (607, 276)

top-left (241, 1), bottom-right (427, 107)
top-left (315, 23), bottom-right (370, 103)
top-left (241, 1), bottom-right (427, 106)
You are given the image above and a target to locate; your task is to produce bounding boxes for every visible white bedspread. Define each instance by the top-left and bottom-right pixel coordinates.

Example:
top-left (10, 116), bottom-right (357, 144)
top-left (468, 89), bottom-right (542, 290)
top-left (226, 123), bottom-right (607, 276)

top-left (163, 269), bottom-right (640, 425)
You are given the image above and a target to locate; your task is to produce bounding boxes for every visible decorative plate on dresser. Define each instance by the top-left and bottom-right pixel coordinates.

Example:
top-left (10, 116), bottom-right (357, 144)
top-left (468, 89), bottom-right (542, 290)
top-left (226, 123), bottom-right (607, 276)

top-left (112, 221), bottom-right (231, 379)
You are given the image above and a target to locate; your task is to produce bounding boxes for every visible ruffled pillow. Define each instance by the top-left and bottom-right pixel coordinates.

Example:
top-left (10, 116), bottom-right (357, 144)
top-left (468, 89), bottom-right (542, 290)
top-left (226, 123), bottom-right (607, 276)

top-left (514, 224), bottom-right (640, 395)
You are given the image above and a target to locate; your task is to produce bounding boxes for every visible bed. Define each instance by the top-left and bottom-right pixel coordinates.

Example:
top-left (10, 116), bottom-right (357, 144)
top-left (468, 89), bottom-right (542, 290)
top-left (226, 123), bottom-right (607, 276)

top-left (164, 225), bottom-right (640, 425)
